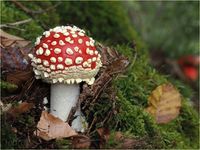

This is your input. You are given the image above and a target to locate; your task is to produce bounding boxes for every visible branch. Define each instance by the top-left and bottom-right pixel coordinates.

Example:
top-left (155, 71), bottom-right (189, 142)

top-left (0, 19), bottom-right (32, 28)
top-left (11, 0), bottom-right (46, 30)
top-left (0, 25), bottom-right (25, 31)
top-left (11, 0), bottom-right (61, 15)
top-left (30, 2), bottom-right (62, 14)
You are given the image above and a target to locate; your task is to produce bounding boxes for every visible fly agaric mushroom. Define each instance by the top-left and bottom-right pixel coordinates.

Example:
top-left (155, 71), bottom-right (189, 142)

top-left (29, 26), bottom-right (102, 132)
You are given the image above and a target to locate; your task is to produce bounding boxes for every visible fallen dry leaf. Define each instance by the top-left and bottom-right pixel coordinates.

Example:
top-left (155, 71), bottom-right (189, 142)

top-left (34, 111), bottom-right (77, 141)
top-left (71, 135), bottom-right (91, 149)
top-left (6, 70), bottom-right (33, 87)
top-left (105, 57), bottom-right (130, 75)
top-left (0, 30), bottom-right (33, 90)
top-left (0, 29), bottom-right (31, 48)
top-left (1, 44), bottom-right (32, 72)
top-left (121, 138), bottom-right (138, 149)
top-left (97, 130), bottom-right (140, 149)
top-left (97, 128), bottom-right (110, 148)
top-left (0, 30), bottom-right (32, 70)
top-left (146, 83), bottom-right (182, 124)
top-left (114, 131), bottom-right (124, 141)
top-left (113, 132), bottom-right (145, 149)
top-left (97, 128), bottom-right (110, 142)
top-left (7, 102), bottom-right (34, 118)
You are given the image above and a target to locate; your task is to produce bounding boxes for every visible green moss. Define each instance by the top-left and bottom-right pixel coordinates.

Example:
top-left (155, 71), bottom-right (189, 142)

top-left (0, 80), bottom-right (18, 90)
top-left (1, 115), bottom-right (18, 149)
top-left (55, 139), bottom-right (70, 149)
top-left (1, 1), bottom-right (60, 40)
top-left (113, 90), bottom-right (158, 137)
top-left (113, 84), bottom-right (199, 149)
top-left (177, 99), bottom-right (199, 148)
top-left (157, 99), bottom-right (199, 149)
top-left (113, 44), bottom-right (167, 107)
top-left (111, 43), bottom-right (199, 148)
top-left (19, 1), bottom-right (60, 29)
top-left (104, 131), bottom-right (122, 148)
top-left (1, 124), bottom-right (17, 149)
top-left (56, 1), bottom-right (140, 45)
top-left (1, 1), bottom-right (43, 40)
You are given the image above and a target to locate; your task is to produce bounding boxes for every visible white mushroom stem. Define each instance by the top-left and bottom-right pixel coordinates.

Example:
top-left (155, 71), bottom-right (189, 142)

top-left (50, 83), bottom-right (86, 132)
top-left (71, 104), bottom-right (88, 132)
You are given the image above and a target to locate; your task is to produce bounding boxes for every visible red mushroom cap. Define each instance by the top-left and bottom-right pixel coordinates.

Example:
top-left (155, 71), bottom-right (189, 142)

top-left (29, 26), bottom-right (102, 85)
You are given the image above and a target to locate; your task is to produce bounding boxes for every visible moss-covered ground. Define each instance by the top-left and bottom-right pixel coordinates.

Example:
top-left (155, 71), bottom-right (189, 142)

top-left (1, 1), bottom-right (199, 149)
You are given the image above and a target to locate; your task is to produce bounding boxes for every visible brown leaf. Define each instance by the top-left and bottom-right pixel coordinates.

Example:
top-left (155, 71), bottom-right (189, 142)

top-left (0, 29), bottom-right (31, 48)
top-left (71, 135), bottom-right (91, 149)
top-left (6, 70), bottom-right (33, 87)
top-left (1, 46), bottom-right (33, 72)
top-left (146, 83), bottom-right (182, 124)
top-left (97, 128), bottom-right (110, 142)
top-left (0, 30), bottom-right (34, 90)
top-left (34, 111), bottom-right (77, 141)
top-left (7, 102), bottom-right (34, 118)
top-left (96, 130), bottom-right (139, 149)
top-left (105, 57), bottom-right (130, 75)
top-left (113, 132), bottom-right (143, 149)
top-left (97, 128), bottom-right (110, 148)
top-left (121, 138), bottom-right (138, 149)
top-left (0, 30), bottom-right (33, 72)
top-left (114, 131), bottom-right (124, 141)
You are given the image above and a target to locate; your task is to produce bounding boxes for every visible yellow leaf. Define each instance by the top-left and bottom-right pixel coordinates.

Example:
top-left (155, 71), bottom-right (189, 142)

top-left (146, 83), bottom-right (181, 124)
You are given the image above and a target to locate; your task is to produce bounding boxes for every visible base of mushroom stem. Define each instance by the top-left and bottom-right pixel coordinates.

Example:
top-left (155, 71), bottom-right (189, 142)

top-left (50, 83), bottom-right (87, 132)
top-left (71, 109), bottom-right (88, 133)
top-left (44, 106), bottom-right (87, 133)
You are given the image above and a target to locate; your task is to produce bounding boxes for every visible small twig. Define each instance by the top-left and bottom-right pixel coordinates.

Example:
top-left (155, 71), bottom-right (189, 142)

top-left (1, 95), bottom-right (20, 104)
top-left (129, 49), bottom-right (138, 69)
top-left (11, 0), bottom-right (30, 13)
top-left (91, 76), bottom-right (112, 103)
top-left (11, 0), bottom-right (46, 29)
top-left (11, 0), bottom-right (61, 15)
top-left (87, 116), bottom-right (97, 135)
top-left (67, 107), bottom-right (76, 124)
top-left (102, 111), bottom-right (112, 125)
top-left (0, 19), bottom-right (32, 28)
top-left (11, 0), bottom-right (61, 30)
top-left (0, 25), bottom-right (25, 31)
top-left (30, 2), bottom-right (62, 14)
